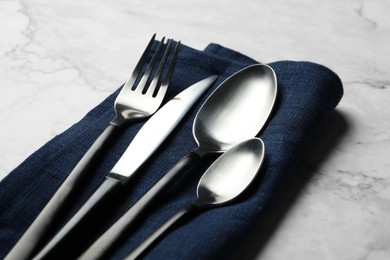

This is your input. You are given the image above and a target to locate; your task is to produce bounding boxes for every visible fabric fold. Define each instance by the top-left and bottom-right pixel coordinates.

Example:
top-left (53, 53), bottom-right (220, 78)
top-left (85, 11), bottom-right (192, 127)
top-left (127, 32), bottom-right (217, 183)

top-left (0, 42), bottom-right (343, 259)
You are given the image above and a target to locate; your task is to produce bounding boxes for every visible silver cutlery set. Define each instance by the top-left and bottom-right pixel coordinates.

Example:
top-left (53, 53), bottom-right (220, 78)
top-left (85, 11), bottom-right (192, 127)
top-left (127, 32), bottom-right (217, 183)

top-left (6, 34), bottom-right (277, 259)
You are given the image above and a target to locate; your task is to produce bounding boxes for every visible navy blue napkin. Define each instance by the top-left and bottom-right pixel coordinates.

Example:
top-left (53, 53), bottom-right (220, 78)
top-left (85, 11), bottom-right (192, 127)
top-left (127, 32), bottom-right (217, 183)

top-left (0, 42), bottom-right (343, 259)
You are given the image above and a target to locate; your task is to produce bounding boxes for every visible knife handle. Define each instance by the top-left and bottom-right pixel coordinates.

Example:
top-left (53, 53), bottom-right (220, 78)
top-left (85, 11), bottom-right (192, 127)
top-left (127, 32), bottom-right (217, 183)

top-left (5, 123), bottom-right (119, 260)
top-left (126, 204), bottom-right (199, 259)
top-left (78, 151), bottom-right (201, 260)
top-left (32, 177), bottom-right (124, 260)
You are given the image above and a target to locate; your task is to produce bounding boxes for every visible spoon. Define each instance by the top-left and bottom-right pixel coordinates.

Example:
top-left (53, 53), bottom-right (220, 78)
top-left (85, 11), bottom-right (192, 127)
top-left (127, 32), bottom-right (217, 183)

top-left (79, 64), bottom-right (277, 259)
top-left (126, 137), bottom-right (265, 259)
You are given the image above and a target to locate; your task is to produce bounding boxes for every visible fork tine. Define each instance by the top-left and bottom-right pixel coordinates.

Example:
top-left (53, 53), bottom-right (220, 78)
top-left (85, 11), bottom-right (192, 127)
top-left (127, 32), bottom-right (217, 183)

top-left (134, 37), bottom-right (166, 93)
top-left (122, 33), bottom-right (156, 91)
top-left (153, 40), bottom-right (181, 99)
top-left (145, 39), bottom-right (173, 96)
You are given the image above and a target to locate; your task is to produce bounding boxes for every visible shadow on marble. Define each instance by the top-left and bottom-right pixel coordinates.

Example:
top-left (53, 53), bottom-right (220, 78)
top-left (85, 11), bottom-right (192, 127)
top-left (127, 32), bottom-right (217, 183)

top-left (233, 110), bottom-right (350, 259)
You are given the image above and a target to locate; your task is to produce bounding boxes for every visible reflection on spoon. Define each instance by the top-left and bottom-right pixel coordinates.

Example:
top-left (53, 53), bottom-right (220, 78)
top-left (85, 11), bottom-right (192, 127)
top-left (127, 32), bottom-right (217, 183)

top-left (126, 138), bottom-right (265, 259)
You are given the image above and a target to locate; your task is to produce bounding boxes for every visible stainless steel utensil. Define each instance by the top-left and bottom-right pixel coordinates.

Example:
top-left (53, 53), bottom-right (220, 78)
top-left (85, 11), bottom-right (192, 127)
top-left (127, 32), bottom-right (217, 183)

top-left (79, 64), bottom-right (277, 259)
top-left (5, 34), bottom-right (179, 260)
top-left (32, 75), bottom-right (217, 260)
top-left (126, 137), bottom-right (265, 259)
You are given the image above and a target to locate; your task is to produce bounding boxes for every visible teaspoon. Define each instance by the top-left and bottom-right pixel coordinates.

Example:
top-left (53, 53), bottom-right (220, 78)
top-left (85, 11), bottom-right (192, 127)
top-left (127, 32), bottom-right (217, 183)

top-left (126, 138), bottom-right (265, 259)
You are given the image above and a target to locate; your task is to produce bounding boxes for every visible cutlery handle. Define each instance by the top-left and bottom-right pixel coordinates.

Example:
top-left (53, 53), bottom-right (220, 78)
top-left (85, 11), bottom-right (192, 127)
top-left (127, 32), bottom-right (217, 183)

top-left (32, 177), bottom-right (123, 260)
top-left (78, 152), bottom-right (201, 259)
top-left (126, 204), bottom-right (199, 259)
top-left (5, 124), bottom-right (119, 260)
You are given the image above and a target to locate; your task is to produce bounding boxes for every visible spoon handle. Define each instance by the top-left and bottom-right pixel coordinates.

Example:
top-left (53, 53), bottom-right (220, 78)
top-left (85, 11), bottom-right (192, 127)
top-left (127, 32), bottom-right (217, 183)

top-left (126, 204), bottom-right (199, 260)
top-left (78, 151), bottom-right (201, 259)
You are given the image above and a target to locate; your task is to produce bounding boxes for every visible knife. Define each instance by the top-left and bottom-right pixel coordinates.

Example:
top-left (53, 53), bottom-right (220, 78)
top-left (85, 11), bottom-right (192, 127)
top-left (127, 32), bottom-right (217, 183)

top-left (32, 75), bottom-right (218, 260)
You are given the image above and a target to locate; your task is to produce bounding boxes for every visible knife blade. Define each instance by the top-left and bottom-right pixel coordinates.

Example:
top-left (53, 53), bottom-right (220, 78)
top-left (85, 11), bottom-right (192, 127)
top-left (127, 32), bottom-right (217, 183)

top-left (109, 75), bottom-right (217, 181)
top-left (32, 75), bottom-right (218, 260)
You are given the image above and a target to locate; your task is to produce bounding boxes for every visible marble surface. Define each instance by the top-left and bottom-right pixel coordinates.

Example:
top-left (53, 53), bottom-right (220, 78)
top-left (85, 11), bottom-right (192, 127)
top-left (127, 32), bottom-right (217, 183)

top-left (1, 0), bottom-right (389, 259)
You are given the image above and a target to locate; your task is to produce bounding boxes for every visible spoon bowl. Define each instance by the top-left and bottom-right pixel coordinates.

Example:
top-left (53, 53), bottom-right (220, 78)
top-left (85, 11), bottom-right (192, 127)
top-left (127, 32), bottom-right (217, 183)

top-left (197, 138), bottom-right (265, 206)
top-left (194, 64), bottom-right (276, 154)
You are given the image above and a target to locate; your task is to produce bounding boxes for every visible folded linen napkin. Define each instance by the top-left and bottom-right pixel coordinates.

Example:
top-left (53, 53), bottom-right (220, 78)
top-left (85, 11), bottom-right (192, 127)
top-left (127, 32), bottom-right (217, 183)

top-left (0, 42), bottom-right (343, 259)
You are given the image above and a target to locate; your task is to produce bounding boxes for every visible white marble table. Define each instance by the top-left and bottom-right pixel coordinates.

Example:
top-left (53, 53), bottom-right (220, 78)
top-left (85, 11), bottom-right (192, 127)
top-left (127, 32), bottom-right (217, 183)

top-left (1, 0), bottom-right (389, 259)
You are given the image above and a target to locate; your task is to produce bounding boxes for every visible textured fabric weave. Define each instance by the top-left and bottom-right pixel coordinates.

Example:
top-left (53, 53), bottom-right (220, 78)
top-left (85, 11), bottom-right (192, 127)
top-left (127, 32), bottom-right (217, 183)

top-left (0, 42), bottom-right (343, 259)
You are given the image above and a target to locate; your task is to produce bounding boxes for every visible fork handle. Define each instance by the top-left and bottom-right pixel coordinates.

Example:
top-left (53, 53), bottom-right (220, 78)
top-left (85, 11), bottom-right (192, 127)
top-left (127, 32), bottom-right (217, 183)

top-left (5, 123), bottom-right (119, 260)
top-left (32, 177), bottom-right (124, 260)
top-left (78, 151), bottom-right (201, 260)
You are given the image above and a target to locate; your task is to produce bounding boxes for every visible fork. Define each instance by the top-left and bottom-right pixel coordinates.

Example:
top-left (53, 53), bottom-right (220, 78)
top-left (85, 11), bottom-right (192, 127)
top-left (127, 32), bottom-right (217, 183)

top-left (5, 34), bottom-right (180, 260)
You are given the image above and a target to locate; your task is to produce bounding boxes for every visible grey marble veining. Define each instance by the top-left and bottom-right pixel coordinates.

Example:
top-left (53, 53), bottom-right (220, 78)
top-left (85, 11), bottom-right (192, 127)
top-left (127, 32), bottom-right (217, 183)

top-left (1, 0), bottom-right (389, 259)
